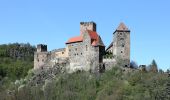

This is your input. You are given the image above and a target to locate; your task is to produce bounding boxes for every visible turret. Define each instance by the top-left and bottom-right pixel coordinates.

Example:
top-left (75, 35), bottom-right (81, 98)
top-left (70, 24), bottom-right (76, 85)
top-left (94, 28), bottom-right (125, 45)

top-left (37, 44), bottom-right (47, 52)
top-left (80, 22), bottom-right (96, 34)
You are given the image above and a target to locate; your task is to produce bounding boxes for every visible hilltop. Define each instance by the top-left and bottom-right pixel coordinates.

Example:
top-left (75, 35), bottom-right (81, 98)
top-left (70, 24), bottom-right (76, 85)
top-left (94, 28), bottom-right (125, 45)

top-left (0, 43), bottom-right (170, 100)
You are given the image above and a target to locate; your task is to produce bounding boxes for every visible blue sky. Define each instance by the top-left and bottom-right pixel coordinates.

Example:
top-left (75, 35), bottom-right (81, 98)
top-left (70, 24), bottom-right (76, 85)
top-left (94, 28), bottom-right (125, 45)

top-left (0, 0), bottom-right (170, 71)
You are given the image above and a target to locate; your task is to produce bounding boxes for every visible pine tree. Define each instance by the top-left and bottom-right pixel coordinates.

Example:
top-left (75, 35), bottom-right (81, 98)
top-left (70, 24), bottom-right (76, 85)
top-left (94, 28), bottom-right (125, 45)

top-left (149, 59), bottom-right (158, 73)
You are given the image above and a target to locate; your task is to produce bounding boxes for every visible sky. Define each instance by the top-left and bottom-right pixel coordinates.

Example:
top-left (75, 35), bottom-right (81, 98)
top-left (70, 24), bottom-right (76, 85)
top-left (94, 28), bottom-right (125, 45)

top-left (0, 0), bottom-right (170, 71)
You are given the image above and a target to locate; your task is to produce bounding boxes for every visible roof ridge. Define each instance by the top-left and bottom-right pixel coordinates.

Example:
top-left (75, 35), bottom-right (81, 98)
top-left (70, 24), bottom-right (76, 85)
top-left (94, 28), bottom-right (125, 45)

top-left (116, 22), bottom-right (129, 31)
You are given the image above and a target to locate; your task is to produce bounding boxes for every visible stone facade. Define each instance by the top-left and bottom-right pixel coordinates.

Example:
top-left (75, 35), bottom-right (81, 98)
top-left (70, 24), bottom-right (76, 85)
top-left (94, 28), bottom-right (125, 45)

top-left (34, 44), bottom-right (49, 69)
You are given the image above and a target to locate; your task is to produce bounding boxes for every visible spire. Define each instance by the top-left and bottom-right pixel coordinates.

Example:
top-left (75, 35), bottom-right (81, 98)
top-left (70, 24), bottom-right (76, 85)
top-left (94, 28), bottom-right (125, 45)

top-left (116, 22), bottom-right (129, 31)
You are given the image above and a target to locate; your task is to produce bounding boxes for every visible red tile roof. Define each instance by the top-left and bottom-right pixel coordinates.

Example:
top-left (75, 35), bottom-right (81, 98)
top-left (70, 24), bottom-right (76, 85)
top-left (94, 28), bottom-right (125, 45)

top-left (66, 30), bottom-right (103, 46)
top-left (87, 30), bottom-right (98, 40)
top-left (66, 36), bottom-right (83, 44)
top-left (87, 30), bottom-right (99, 46)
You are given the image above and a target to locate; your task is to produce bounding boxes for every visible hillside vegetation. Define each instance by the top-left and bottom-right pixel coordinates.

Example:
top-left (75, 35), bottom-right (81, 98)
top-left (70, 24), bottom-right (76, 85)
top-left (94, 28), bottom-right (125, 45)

top-left (1, 65), bottom-right (170, 100)
top-left (0, 43), bottom-right (35, 90)
top-left (0, 43), bottom-right (170, 100)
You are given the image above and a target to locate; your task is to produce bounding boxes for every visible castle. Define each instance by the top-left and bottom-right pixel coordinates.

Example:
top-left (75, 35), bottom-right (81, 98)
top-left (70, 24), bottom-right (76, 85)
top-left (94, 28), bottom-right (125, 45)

top-left (34, 22), bottom-right (130, 73)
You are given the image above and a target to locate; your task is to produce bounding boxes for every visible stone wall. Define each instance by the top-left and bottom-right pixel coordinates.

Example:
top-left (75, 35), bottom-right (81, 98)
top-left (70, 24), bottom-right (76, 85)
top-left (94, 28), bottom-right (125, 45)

top-left (51, 48), bottom-right (68, 58)
top-left (66, 41), bottom-right (86, 72)
top-left (103, 58), bottom-right (116, 70)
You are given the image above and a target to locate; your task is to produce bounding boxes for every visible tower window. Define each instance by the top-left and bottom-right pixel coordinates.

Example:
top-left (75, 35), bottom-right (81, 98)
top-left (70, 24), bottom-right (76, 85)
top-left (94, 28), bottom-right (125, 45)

top-left (75, 48), bottom-right (77, 51)
top-left (120, 33), bottom-right (122, 35)
top-left (122, 44), bottom-right (125, 47)
top-left (121, 51), bottom-right (123, 53)
top-left (62, 52), bottom-right (64, 54)
top-left (86, 45), bottom-right (88, 51)
top-left (120, 38), bottom-right (124, 40)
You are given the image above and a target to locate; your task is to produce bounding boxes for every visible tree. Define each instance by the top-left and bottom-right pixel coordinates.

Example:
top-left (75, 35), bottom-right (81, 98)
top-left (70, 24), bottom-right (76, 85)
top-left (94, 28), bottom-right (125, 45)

top-left (149, 59), bottom-right (158, 73)
top-left (130, 61), bottom-right (138, 69)
top-left (159, 69), bottom-right (164, 74)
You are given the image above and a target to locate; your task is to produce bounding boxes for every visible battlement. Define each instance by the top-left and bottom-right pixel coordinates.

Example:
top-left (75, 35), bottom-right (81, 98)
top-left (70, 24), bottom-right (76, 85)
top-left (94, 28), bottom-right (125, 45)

top-left (37, 44), bottom-right (47, 52)
top-left (80, 21), bottom-right (96, 32)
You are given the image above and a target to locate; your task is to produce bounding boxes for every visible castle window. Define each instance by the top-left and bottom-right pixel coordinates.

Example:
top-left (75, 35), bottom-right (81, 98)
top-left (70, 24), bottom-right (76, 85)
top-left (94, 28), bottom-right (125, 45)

top-left (37, 59), bottom-right (39, 62)
top-left (120, 33), bottom-right (122, 35)
top-left (81, 53), bottom-right (82, 55)
top-left (77, 53), bottom-right (78, 55)
top-left (69, 49), bottom-right (71, 52)
top-left (74, 54), bottom-right (76, 56)
top-left (122, 44), bottom-right (125, 47)
top-left (120, 38), bottom-right (124, 40)
top-left (62, 52), bottom-right (64, 54)
top-left (86, 45), bottom-right (88, 51)
top-left (75, 48), bottom-right (77, 51)
top-left (42, 59), bottom-right (44, 62)
top-left (121, 51), bottom-right (123, 53)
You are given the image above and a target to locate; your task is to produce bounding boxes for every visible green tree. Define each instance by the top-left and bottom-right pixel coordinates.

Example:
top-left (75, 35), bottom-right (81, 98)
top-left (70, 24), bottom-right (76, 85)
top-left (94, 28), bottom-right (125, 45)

top-left (149, 59), bottom-right (158, 73)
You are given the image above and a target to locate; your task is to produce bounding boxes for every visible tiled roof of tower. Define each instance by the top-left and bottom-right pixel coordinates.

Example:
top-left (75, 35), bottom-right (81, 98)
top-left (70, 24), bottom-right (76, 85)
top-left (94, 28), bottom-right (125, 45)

top-left (116, 22), bottom-right (129, 31)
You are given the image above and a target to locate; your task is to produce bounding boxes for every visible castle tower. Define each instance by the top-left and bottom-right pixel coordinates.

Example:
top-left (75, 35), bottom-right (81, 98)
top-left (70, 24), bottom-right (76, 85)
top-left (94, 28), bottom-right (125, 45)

top-left (80, 22), bottom-right (96, 34)
top-left (113, 22), bottom-right (130, 67)
top-left (34, 44), bottom-right (48, 69)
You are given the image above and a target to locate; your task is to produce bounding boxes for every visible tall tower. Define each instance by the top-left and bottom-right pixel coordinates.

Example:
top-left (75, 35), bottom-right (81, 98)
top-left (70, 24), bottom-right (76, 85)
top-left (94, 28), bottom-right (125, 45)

top-left (112, 22), bottom-right (130, 67)
top-left (34, 44), bottom-right (48, 69)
